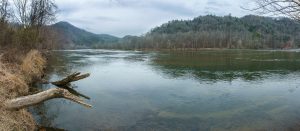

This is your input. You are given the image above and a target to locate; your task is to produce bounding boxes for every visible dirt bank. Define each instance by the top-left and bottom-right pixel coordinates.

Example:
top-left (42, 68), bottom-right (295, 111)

top-left (0, 50), bottom-right (46, 131)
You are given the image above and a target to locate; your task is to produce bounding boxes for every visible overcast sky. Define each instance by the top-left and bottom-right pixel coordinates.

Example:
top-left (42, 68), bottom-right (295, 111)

top-left (56, 0), bottom-right (256, 37)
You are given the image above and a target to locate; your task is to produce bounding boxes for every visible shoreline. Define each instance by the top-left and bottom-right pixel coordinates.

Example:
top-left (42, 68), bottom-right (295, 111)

top-left (55, 47), bottom-right (300, 51)
top-left (0, 50), bottom-right (47, 131)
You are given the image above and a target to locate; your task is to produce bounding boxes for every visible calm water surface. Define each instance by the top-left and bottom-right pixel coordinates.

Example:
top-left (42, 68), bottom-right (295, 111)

top-left (32, 49), bottom-right (300, 131)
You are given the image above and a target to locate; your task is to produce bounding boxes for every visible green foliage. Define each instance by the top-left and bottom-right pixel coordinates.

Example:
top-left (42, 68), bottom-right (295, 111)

top-left (101, 15), bottom-right (300, 50)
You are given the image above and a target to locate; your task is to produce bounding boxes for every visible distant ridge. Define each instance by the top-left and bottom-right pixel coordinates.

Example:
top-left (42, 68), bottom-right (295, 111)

top-left (51, 21), bottom-right (120, 48)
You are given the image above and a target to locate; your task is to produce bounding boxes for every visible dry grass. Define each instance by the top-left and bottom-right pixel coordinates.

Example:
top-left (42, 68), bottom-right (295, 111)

top-left (21, 50), bottom-right (46, 83)
top-left (0, 49), bottom-right (46, 131)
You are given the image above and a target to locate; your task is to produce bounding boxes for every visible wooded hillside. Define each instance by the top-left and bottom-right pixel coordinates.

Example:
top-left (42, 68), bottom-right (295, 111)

top-left (99, 15), bottom-right (300, 50)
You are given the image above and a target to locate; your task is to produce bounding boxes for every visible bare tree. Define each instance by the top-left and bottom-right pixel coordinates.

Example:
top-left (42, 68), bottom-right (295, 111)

top-left (11, 0), bottom-right (57, 49)
top-left (29, 0), bottom-right (57, 27)
top-left (13, 0), bottom-right (29, 26)
top-left (0, 0), bottom-right (10, 22)
top-left (13, 0), bottom-right (57, 28)
top-left (252, 0), bottom-right (300, 21)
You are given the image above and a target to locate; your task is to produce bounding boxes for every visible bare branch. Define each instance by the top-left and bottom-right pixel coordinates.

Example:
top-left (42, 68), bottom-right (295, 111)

top-left (250, 0), bottom-right (300, 21)
top-left (0, 0), bottom-right (10, 22)
top-left (5, 88), bottom-right (92, 110)
top-left (12, 0), bottom-right (57, 28)
top-left (51, 72), bottom-right (90, 87)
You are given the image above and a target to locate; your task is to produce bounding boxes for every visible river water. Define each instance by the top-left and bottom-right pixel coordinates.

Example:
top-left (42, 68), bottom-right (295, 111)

top-left (32, 49), bottom-right (300, 130)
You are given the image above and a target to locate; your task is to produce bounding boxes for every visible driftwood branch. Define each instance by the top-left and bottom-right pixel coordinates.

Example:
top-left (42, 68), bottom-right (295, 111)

top-left (51, 72), bottom-right (91, 99)
top-left (5, 72), bottom-right (92, 110)
top-left (5, 88), bottom-right (92, 110)
top-left (51, 72), bottom-right (90, 87)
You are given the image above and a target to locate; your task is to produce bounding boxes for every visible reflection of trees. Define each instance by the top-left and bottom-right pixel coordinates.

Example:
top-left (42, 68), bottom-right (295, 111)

top-left (150, 51), bottom-right (300, 82)
top-left (152, 66), bottom-right (268, 82)
top-left (30, 103), bottom-right (59, 127)
top-left (44, 52), bottom-right (72, 77)
top-left (31, 83), bottom-right (76, 129)
top-left (30, 98), bottom-right (74, 130)
top-left (29, 83), bottom-right (60, 128)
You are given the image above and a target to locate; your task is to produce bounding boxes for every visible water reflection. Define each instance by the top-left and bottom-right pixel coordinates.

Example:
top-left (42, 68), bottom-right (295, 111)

top-left (152, 50), bottom-right (300, 82)
top-left (32, 49), bottom-right (300, 131)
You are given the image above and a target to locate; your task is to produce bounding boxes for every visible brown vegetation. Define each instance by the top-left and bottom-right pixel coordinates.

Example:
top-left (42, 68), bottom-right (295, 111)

top-left (0, 0), bottom-right (59, 52)
top-left (21, 50), bottom-right (46, 83)
top-left (0, 50), bottom-right (46, 131)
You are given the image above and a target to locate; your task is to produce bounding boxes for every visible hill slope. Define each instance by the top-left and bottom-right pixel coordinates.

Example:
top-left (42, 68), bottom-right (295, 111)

top-left (51, 21), bottom-right (119, 48)
top-left (148, 15), bottom-right (300, 49)
top-left (100, 15), bottom-right (300, 49)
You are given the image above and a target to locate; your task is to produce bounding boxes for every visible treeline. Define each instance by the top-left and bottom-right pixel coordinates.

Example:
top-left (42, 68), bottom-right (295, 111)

top-left (0, 0), bottom-right (58, 54)
top-left (96, 15), bottom-right (300, 50)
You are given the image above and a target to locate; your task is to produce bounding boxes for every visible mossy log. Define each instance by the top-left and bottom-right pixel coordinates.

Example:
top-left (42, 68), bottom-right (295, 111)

top-left (5, 72), bottom-right (92, 110)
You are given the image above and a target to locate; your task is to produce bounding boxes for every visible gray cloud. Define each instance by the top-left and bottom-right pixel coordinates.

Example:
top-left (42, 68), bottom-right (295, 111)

top-left (55, 0), bottom-right (254, 37)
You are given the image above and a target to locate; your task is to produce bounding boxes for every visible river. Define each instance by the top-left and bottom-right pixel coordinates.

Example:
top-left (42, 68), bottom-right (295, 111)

top-left (31, 49), bottom-right (300, 130)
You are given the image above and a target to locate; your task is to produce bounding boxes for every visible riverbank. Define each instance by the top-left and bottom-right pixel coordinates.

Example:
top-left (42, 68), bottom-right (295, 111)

top-left (0, 50), bottom-right (46, 131)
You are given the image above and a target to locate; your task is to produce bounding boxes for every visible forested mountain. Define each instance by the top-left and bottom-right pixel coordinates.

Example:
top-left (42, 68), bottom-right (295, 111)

top-left (98, 15), bottom-right (300, 50)
top-left (51, 21), bottom-right (120, 49)
top-left (52, 15), bottom-right (300, 50)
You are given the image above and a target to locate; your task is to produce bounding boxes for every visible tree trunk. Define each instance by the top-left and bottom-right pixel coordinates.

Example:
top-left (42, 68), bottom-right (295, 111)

top-left (4, 72), bottom-right (92, 110)
top-left (5, 88), bottom-right (92, 110)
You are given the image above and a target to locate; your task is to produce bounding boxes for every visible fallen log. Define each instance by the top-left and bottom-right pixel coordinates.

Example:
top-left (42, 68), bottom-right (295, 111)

top-left (5, 88), bottom-right (92, 110)
top-left (51, 72), bottom-right (91, 99)
top-left (51, 72), bottom-right (90, 87)
top-left (5, 72), bottom-right (92, 110)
